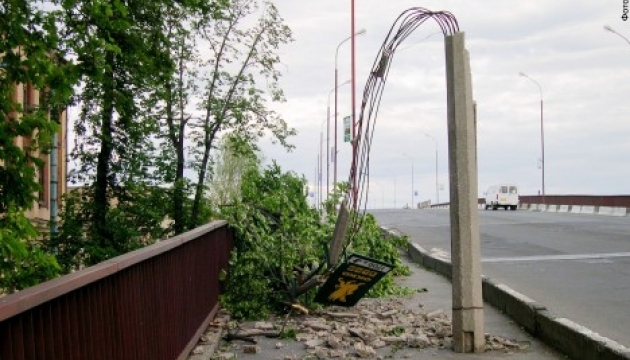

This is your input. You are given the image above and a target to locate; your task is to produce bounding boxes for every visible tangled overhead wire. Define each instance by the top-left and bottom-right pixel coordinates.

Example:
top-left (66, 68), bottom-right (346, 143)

top-left (343, 8), bottom-right (459, 244)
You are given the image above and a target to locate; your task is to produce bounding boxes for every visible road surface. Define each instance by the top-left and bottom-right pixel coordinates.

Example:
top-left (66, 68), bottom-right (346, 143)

top-left (370, 208), bottom-right (630, 347)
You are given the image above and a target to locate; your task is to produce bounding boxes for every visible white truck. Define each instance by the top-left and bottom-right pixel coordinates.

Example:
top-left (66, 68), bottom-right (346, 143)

top-left (485, 184), bottom-right (519, 210)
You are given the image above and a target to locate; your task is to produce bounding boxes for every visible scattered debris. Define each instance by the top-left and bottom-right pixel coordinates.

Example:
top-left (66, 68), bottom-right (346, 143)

top-left (207, 298), bottom-right (530, 358)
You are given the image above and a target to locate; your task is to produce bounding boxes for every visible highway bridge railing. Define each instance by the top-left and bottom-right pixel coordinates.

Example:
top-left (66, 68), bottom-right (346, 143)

top-left (0, 220), bottom-right (233, 360)
top-left (519, 195), bottom-right (630, 215)
top-left (428, 195), bottom-right (630, 215)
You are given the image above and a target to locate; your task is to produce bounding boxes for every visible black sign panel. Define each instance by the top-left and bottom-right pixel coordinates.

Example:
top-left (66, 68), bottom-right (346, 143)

top-left (315, 254), bottom-right (394, 307)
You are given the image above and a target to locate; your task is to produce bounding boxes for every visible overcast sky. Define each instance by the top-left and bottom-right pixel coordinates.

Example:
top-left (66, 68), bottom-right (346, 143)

top-left (257, 0), bottom-right (630, 208)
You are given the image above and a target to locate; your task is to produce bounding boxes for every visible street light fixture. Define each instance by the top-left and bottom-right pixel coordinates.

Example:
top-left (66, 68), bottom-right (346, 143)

top-left (334, 28), bottom-right (366, 187)
top-left (604, 25), bottom-right (630, 46)
top-left (424, 134), bottom-right (439, 205)
top-left (519, 72), bottom-right (545, 205)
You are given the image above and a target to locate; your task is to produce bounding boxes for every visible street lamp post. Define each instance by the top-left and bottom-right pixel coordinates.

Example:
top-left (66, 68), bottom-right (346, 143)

top-left (604, 25), bottom-right (630, 46)
top-left (519, 72), bottom-right (545, 205)
top-left (316, 155), bottom-right (320, 208)
top-left (319, 119), bottom-right (326, 208)
top-left (425, 134), bottom-right (439, 205)
top-left (327, 80), bottom-right (350, 196)
top-left (334, 28), bottom-right (366, 187)
top-left (351, 0), bottom-right (356, 205)
top-left (394, 175), bottom-right (397, 209)
top-left (402, 153), bottom-right (414, 209)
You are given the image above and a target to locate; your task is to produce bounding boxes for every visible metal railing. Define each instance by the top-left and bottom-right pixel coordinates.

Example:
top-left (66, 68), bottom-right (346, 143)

top-left (0, 220), bottom-right (233, 360)
top-left (519, 195), bottom-right (630, 208)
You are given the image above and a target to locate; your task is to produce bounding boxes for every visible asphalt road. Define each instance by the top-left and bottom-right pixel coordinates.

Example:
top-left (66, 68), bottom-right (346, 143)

top-left (370, 208), bottom-right (630, 347)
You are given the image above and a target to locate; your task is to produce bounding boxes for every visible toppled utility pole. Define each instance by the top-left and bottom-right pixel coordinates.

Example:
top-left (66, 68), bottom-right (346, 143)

top-left (445, 32), bottom-right (485, 353)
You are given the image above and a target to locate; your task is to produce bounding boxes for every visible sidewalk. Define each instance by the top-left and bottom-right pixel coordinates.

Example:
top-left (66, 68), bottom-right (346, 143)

top-left (190, 252), bottom-right (566, 360)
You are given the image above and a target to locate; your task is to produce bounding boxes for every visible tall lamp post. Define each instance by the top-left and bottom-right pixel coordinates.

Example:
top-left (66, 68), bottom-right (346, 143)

top-left (327, 80), bottom-right (350, 195)
top-left (350, 0), bottom-right (357, 204)
top-left (315, 156), bottom-right (320, 208)
top-left (402, 153), bottom-right (414, 209)
top-left (425, 134), bottom-right (439, 205)
top-left (334, 28), bottom-right (366, 186)
top-left (604, 25), bottom-right (630, 46)
top-left (318, 118), bottom-right (326, 208)
top-left (519, 72), bottom-right (545, 205)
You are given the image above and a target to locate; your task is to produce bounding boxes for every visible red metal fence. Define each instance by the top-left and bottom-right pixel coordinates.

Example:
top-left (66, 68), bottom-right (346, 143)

top-left (0, 220), bottom-right (233, 360)
top-left (519, 195), bottom-right (630, 207)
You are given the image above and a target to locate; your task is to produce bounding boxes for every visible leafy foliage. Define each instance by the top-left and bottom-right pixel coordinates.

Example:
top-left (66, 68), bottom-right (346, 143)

top-left (219, 162), bottom-right (325, 319)
top-left (54, 0), bottom-right (229, 265)
top-left (144, 0), bottom-right (296, 233)
top-left (0, 0), bottom-right (76, 292)
top-left (50, 184), bottom-right (173, 271)
top-left (206, 135), bottom-right (260, 209)
top-left (219, 163), bottom-right (412, 320)
top-left (322, 185), bottom-right (414, 299)
top-left (0, 205), bottom-right (60, 293)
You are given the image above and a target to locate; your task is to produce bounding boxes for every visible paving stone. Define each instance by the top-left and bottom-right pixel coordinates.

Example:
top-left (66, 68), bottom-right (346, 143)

top-left (242, 345), bottom-right (260, 354)
top-left (253, 322), bottom-right (275, 330)
top-left (354, 342), bottom-right (377, 358)
top-left (217, 352), bottom-right (236, 360)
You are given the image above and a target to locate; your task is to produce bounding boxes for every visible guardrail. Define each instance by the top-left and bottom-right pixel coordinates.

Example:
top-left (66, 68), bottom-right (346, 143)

top-left (0, 220), bottom-right (233, 360)
top-left (519, 195), bottom-right (630, 216)
top-left (428, 195), bottom-right (630, 216)
top-left (519, 195), bottom-right (630, 207)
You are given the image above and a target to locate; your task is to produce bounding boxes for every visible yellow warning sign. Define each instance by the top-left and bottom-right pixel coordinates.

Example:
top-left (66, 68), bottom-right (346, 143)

top-left (315, 254), bottom-right (394, 306)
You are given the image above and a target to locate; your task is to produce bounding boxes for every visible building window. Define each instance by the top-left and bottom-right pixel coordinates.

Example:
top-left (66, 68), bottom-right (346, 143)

top-left (23, 83), bottom-right (31, 110)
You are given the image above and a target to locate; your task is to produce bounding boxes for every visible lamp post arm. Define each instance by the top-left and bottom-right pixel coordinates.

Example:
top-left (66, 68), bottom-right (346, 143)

top-left (335, 36), bottom-right (352, 67)
top-left (604, 25), bottom-right (630, 46)
top-left (520, 73), bottom-right (543, 100)
top-left (335, 29), bottom-right (366, 71)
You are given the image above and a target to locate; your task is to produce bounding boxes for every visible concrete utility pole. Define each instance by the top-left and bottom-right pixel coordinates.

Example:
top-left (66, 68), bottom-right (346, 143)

top-left (444, 32), bottom-right (484, 353)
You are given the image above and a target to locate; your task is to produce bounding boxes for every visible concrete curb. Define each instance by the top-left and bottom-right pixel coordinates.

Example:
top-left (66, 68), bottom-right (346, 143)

top-left (402, 239), bottom-right (630, 360)
top-left (186, 322), bottom-right (224, 360)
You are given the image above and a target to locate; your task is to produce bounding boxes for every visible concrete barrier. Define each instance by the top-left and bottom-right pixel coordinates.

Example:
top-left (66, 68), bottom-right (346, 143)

top-left (516, 204), bottom-right (628, 217)
top-left (599, 206), bottom-right (615, 216)
top-left (594, 207), bottom-right (628, 216)
top-left (403, 240), bottom-right (630, 360)
top-left (537, 312), bottom-right (630, 360)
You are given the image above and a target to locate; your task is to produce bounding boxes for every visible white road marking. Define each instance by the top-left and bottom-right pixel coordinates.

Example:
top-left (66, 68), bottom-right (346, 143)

top-left (482, 252), bottom-right (630, 263)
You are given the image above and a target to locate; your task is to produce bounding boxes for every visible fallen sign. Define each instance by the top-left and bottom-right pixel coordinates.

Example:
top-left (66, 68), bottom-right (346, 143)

top-left (315, 254), bottom-right (394, 307)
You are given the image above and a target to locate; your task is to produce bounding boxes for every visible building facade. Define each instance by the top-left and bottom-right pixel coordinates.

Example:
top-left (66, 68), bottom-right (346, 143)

top-left (11, 82), bottom-right (68, 229)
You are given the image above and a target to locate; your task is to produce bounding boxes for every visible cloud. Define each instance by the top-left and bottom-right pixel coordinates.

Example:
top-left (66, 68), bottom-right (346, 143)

top-left (263, 0), bottom-right (630, 208)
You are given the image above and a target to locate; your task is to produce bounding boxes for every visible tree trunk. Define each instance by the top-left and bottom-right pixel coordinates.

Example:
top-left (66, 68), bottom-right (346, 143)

top-left (173, 121), bottom-right (186, 233)
top-left (93, 52), bottom-right (115, 255)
